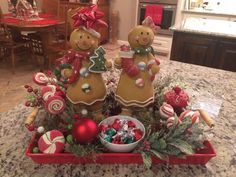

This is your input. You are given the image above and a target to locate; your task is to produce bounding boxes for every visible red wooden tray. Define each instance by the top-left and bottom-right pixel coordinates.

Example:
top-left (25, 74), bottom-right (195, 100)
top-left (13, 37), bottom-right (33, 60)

top-left (26, 134), bottom-right (216, 165)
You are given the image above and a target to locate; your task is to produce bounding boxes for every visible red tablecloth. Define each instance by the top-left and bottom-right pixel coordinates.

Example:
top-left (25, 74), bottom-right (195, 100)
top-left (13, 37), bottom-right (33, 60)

top-left (1, 13), bottom-right (60, 26)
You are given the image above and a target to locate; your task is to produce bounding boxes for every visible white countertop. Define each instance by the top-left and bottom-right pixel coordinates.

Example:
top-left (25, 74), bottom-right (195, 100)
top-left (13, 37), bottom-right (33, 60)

top-left (170, 17), bottom-right (236, 38)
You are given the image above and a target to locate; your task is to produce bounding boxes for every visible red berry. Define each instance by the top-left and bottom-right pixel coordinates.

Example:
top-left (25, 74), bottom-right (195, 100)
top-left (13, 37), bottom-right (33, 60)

top-left (73, 114), bottom-right (81, 119)
top-left (37, 96), bottom-right (42, 100)
top-left (25, 101), bottom-right (30, 107)
top-left (27, 88), bottom-right (33, 92)
top-left (33, 89), bottom-right (38, 94)
top-left (34, 101), bottom-right (39, 106)
top-left (24, 85), bottom-right (29, 89)
top-left (27, 124), bottom-right (35, 131)
top-left (47, 70), bottom-right (52, 75)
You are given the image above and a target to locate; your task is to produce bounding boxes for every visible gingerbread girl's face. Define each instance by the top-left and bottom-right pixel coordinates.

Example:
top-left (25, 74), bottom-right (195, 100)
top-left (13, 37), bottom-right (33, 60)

top-left (70, 28), bottom-right (99, 52)
top-left (128, 26), bottom-right (154, 48)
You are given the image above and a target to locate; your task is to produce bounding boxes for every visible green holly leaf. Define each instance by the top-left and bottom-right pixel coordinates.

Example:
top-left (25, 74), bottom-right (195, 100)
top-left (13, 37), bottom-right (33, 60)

top-left (168, 116), bottom-right (192, 139)
top-left (148, 131), bottom-right (159, 143)
top-left (162, 144), bottom-right (183, 156)
top-left (141, 152), bottom-right (152, 168)
top-left (149, 149), bottom-right (168, 160)
top-left (159, 139), bottom-right (167, 149)
top-left (169, 139), bottom-right (194, 155)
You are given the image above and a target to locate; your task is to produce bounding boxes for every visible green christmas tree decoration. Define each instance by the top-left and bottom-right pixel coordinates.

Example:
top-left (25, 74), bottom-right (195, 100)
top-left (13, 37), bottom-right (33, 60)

top-left (89, 46), bottom-right (107, 73)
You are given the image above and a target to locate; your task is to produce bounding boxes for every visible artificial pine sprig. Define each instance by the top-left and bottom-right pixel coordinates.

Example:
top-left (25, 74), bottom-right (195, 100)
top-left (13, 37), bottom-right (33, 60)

top-left (66, 138), bottom-right (103, 158)
top-left (138, 116), bottom-right (205, 168)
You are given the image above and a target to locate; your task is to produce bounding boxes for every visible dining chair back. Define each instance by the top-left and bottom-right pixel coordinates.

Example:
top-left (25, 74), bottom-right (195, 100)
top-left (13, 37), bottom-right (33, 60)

top-left (41, 0), bottom-right (60, 17)
top-left (0, 6), bottom-right (3, 19)
top-left (0, 24), bottom-right (35, 74)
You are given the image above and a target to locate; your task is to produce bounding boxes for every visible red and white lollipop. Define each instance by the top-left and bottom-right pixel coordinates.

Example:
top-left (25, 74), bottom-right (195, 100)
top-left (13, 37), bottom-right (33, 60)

top-left (41, 85), bottom-right (56, 100)
top-left (159, 103), bottom-right (175, 119)
top-left (33, 72), bottom-right (57, 85)
top-left (41, 85), bottom-right (65, 114)
top-left (179, 110), bottom-right (200, 125)
top-left (38, 130), bottom-right (65, 154)
top-left (44, 96), bottom-right (65, 115)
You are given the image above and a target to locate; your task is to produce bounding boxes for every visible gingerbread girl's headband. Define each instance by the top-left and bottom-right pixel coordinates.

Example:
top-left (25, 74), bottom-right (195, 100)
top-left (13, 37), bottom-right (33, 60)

top-left (72, 5), bottom-right (108, 38)
top-left (142, 16), bottom-right (160, 34)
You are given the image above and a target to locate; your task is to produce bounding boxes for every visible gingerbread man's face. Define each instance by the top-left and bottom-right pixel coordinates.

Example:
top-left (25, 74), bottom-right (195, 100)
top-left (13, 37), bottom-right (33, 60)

top-left (70, 28), bottom-right (99, 52)
top-left (128, 26), bottom-right (154, 48)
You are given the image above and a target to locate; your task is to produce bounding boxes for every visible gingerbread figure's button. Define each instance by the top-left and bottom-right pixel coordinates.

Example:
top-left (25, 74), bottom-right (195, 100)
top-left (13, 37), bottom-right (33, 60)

top-left (80, 67), bottom-right (89, 77)
top-left (135, 78), bottom-right (145, 87)
top-left (137, 61), bottom-right (146, 71)
top-left (81, 83), bottom-right (91, 93)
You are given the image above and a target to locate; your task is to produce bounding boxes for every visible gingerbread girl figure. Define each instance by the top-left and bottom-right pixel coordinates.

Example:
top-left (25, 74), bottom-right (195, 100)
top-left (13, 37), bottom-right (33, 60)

top-left (115, 16), bottom-right (160, 115)
top-left (55, 5), bottom-right (112, 121)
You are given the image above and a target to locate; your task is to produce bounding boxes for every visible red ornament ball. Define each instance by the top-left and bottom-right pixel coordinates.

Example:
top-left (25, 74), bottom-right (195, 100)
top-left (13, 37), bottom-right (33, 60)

top-left (72, 118), bottom-right (98, 144)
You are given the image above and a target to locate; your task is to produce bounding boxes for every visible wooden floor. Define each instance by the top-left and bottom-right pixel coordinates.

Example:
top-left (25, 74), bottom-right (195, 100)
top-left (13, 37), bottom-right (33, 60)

top-left (0, 44), bottom-right (120, 113)
top-left (0, 57), bottom-right (38, 113)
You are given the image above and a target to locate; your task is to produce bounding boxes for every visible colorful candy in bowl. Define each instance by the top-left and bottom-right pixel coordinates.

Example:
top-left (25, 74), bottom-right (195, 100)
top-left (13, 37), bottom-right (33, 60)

top-left (98, 115), bottom-right (145, 152)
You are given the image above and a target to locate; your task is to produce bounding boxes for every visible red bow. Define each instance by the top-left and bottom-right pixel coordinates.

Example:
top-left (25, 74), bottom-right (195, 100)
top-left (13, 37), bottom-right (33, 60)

top-left (72, 5), bottom-right (108, 30)
top-left (56, 50), bottom-right (91, 84)
top-left (142, 16), bottom-right (160, 34)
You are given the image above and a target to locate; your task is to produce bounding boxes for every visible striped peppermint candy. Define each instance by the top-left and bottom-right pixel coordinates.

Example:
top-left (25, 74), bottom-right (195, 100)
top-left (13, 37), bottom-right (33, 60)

top-left (179, 110), bottom-right (200, 125)
top-left (166, 117), bottom-right (176, 129)
top-left (159, 103), bottom-right (175, 119)
top-left (41, 85), bottom-right (57, 101)
top-left (38, 130), bottom-right (65, 154)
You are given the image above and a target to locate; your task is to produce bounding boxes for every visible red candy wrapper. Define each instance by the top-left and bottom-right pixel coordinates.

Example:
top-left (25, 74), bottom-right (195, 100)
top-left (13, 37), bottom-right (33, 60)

top-left (133, 129), bottom-right (143, 141)
top-left (99, 118), bottom-right (144, 144)
top-left (111, 119), bottom-right (121, 130)
top-left (99, 124), bottom-right (108, 133)
top-left (128, 120), bottom-right (136, 128)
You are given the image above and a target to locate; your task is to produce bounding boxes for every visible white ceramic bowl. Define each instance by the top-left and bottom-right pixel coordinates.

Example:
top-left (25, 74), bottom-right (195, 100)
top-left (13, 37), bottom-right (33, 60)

top-left (98, 115), bottom-right (145, 153)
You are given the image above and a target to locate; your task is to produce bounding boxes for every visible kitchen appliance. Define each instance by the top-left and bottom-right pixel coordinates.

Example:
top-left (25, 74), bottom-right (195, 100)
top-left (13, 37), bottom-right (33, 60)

top-left (138, 0), bottom-right (178, 36)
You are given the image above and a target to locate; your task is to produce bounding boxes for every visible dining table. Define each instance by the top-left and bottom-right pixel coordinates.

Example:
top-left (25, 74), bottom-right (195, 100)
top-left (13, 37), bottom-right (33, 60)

top-left (0, 13), bottom-right (65, 67)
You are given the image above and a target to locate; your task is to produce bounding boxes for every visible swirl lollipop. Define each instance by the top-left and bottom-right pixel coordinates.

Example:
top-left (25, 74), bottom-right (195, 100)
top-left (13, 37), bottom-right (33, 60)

top-left (41, 85), bottom-right (65, 115)
top-left (44, 96), bottom-right (65, 115)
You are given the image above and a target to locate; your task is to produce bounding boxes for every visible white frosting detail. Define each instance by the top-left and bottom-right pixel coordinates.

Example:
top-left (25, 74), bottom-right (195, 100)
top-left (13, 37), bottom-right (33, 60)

top-left (119, 50), bottom-right (135, 58)
top-left (79, 67), bottom-right (89, 77)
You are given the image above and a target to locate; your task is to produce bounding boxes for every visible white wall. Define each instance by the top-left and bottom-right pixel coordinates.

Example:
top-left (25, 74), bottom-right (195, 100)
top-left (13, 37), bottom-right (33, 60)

top-left (111, 0), bottom-right (138, 41)
top-left (0, 0), bottom-right (9, 13)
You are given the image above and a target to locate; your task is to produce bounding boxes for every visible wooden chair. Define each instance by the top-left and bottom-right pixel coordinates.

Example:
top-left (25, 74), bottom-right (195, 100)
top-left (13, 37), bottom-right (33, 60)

top-left (0, 25), bottom-right (36, 74)
top-left (41, 0), bottom-right (60, 17)
top-left (46, 7), bottom-right (82, 68)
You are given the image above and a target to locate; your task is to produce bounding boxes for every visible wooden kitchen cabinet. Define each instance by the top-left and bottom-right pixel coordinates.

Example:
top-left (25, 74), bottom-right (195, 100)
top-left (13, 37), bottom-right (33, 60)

top-left (214, 40), bottom-right (236, 71)
top-left (170, 31), bottom-right (236, 72)
top-left (59, 0), bottom-right (109, 44)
